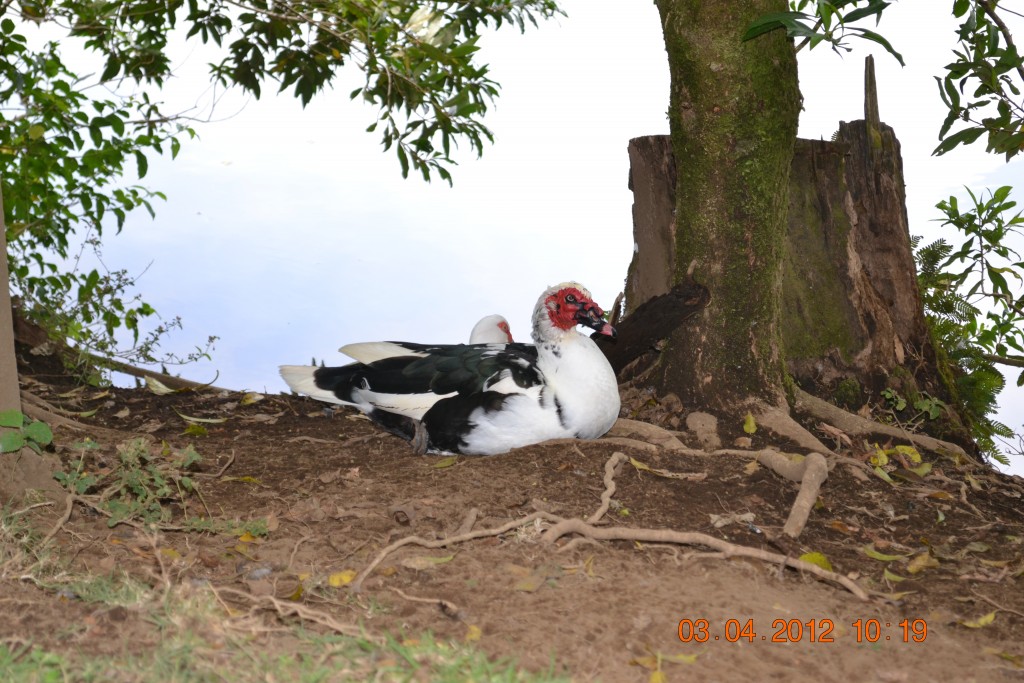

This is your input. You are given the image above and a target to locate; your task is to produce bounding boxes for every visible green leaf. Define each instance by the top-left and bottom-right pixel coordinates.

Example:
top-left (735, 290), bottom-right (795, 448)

top-left (0, 432), bottom-right (27, 453)
top-left (23, 421), bottom-right (53, 446)
top-left (0, 410), bottom-right (25, 428)
top-left (135, 151), bottom-right (149, 178)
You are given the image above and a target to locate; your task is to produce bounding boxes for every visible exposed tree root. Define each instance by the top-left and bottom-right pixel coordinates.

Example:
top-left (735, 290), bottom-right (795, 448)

top-left (754, 401), bottom-right (834, 455)
top-left (794, 388), bottom-right (968, 458)
top-left (539, 518), bottom-right (868, 600)
top-left (20, 390), bottom-right (136, 443)
top-left (607, 418), bottom-right (686, 451)
top-left (588, 452), bottom-right (628, 523)
top-left (351, 451), bottom-right (871, 601)
top-left (754, 450), bottom-right (829, 538)
top-left (598, 436), bottom-right (659, 453)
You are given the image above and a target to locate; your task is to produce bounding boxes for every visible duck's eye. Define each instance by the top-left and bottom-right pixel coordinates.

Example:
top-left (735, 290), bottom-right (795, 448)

top-left (565, 294), bottom-right (577, 304)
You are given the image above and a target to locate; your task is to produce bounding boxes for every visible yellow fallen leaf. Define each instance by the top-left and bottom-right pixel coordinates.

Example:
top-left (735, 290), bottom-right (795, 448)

top-left (287, 584), bottom-right (304, 601)
top-left (238, 532), bottom-right (258, 543)
top-left (182, 423), bottom-right (208, 437)
top-left (328, 570), bottom-right (357, 587)
top-left (893, 444), bottom-right (922, 463)
top-left (630, 656), bottom-right (658, 671)
top-left (980, 559), bottom-right (1011, 568)
top-left (883, 568), bottom-right (906, 583)
top-left (799, 551), bottom-right (833, 572)
top-left (239, 392), bottom-right (265, 406)
top-left (650, 672), bottom-right (666, 683)
top-left (983, 647), bottom-right (1024, 667)
top-left (145, 376), bottom-right (176, 395)
top-left (862, 545), bottom-right (909, 562)
top-left (907, 552), bottom-right (939, 574)
top-left (514, 574), bottom-right (547, 593)
top-left (174, 410), bottom-right (227, 424)
top-left (909, 462), bottom-right (933, 477)
top-left (882, 590), bottom-right (917, 601)
top-left (742, 412), bottom-right (757, 434)
top-left (464, 624), bottom-right (482, 642)
top-left (960, 611), bottom-right (997, 628)
top-left (432, 456), bottom-right (458, 469)
top-left (872, 466), bottom-right (896, 485)
top-left (159, 547), bottom-right (182, 560)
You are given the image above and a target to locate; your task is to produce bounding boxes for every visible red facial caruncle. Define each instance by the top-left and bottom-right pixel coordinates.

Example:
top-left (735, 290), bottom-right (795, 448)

top-left (545, 287), bottom-right (602, 331)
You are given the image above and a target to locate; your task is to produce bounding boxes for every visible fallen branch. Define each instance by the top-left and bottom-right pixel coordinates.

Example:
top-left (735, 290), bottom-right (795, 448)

top-left (539, 518), bottom-right (869, 600)
top-left (80, 350), bottom-right (230, 393)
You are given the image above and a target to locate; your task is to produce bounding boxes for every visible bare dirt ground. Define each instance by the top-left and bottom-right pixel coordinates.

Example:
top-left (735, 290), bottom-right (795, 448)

top-left (7, 346), bottom-right (1024, 682)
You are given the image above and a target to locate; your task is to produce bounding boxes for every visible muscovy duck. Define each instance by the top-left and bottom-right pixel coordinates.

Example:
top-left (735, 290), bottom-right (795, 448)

top-left (469, 314), bottom-right (513, 343)
top-left (280, 282), bottom-right (620, 455)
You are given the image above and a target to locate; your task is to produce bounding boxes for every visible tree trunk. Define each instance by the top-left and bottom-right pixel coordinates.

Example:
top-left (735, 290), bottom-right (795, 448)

top-left (653, 0), bottom-right (801, 412)
top-left (0, 185), bottom-right (61, 504)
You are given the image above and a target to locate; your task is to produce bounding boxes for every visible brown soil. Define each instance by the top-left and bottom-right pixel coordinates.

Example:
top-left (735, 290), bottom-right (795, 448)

top-left (8, 346), bottom-right (1024, 682)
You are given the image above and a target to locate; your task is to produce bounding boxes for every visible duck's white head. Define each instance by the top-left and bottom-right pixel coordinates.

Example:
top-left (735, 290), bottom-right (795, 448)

top-left (531, 282), bottom-right (616, 343)
top-left (470, 314), bottom-right (514, 344)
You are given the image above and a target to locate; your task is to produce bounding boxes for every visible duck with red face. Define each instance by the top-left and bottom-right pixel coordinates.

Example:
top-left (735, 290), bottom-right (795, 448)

top-left (280, 282), bottom-right (620, 455)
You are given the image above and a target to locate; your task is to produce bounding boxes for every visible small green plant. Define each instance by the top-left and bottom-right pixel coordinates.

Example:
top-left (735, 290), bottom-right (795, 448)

top-left (54, 439), bottom-right (203, 527)
top-left (880, 388), bottom-right (907, 412)
top-left (103, 440), bottom-right (202, 527)
top-left (0, 410), bottom-right (53, 454)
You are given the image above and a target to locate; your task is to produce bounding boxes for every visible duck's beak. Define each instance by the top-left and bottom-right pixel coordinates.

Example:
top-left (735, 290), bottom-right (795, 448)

top-left (576, 303), bottom-right (617, 339)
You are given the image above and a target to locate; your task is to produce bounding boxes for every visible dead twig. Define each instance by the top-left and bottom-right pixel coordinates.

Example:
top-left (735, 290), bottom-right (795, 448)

top-left (390, 587), bottom-right (462, 619)
top-left (194, 450), bottom-right (236, 479)
top-left (212, 585), bottom-right (368, 639)
top-left (971, 589), bottom-right (1024, 620)
top-left (40, 494), bottom-right (75, 546)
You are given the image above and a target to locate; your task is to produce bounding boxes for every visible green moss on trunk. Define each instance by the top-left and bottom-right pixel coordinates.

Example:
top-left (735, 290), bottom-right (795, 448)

top-left (653, 0), bottom-right (800, 410)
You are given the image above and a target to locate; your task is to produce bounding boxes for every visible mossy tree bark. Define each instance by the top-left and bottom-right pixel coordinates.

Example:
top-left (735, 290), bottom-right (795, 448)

top-left (652, 0), bottom-right (801, 412)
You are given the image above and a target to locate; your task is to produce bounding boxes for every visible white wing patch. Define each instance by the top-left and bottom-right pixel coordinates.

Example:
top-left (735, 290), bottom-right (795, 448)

top-left (340, 341), bottom-right (427, 364)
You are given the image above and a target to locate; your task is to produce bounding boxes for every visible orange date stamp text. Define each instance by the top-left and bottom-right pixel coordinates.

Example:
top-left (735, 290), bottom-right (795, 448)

top-left (677, 618), bottom-right (928, 644)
